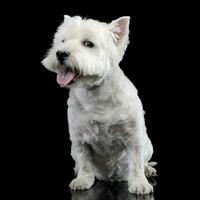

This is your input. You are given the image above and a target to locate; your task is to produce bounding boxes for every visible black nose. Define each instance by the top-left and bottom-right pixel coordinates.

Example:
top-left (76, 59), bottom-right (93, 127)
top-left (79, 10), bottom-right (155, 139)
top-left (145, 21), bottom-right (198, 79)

top-left (56, 51), bottom-right (70, 63)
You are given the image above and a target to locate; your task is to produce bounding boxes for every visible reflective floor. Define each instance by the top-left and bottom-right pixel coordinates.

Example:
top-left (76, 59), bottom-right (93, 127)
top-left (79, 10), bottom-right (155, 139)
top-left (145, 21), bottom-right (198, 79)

top-left (66, 179), bottom-right (156, 200)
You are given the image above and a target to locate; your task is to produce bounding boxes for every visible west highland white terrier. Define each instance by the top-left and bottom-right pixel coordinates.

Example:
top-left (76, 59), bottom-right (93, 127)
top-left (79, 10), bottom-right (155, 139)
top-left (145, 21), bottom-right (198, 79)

top-left (42, 15), bottom-right (157, 194)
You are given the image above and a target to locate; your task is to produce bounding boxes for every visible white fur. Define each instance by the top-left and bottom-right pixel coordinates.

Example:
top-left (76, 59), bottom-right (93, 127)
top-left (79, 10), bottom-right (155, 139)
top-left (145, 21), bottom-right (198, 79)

top-left (42, 16), bottom-right (156, 194)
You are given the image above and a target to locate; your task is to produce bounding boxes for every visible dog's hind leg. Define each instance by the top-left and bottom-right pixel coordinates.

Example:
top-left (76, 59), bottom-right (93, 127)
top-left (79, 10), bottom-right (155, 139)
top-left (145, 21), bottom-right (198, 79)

top-left (144, 136), bottom-right (157, 177)
top-left (145, 162), bottom-right (157, 177)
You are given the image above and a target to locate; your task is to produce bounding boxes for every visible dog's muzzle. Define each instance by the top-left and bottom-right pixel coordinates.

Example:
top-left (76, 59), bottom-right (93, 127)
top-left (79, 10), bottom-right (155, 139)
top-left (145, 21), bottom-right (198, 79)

top-left (56, 51), bottom-right (70, 64)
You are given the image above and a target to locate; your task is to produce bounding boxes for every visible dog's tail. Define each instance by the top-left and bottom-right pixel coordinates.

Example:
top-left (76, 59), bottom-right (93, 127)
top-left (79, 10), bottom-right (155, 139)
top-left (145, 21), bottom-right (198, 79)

top-left (145, 161), bottom-right (158, 177)
top-left (148, 161), bottom-right (158, 167)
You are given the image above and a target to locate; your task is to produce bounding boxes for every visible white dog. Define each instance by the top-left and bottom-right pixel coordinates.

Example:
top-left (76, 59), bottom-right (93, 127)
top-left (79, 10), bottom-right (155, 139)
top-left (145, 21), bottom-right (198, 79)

top-left (42, 15), bottom-right (157, 194)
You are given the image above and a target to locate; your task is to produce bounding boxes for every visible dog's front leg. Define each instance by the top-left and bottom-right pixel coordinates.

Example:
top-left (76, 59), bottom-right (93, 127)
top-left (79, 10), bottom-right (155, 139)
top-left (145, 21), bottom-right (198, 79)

top-left (128, 132), bottom-right (153, 194)
top-left (69, 142), bottom-right (95, 190)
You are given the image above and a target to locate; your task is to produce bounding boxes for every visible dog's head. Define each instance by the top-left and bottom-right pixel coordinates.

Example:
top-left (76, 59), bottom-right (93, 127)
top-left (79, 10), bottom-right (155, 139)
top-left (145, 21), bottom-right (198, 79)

top-left (42, 15), bottom-right (130, 88)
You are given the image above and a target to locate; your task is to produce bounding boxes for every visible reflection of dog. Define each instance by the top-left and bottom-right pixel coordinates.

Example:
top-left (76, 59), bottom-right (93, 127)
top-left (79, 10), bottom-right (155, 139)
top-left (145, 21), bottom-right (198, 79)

top-left (42, 15), bottom-right (156, 194)
top-left (71, 181), bottom-right (155, 200)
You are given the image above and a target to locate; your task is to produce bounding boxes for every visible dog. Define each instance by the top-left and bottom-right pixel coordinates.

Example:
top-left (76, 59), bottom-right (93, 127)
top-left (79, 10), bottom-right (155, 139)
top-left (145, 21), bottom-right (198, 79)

top-left (42, 15), bottom-right (157, 194)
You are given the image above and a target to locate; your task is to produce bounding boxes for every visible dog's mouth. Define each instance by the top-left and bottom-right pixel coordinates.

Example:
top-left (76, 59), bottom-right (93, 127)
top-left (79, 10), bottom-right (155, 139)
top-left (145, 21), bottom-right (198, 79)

top-left (56, 67), bottom-right (80, 87)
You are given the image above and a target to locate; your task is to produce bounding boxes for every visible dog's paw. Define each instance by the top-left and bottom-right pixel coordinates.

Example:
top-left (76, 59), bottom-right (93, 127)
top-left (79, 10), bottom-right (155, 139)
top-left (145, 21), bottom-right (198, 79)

top-left (145, 165), bottom-right (157, 177)
top-left (69, 176), bottom-right (95, 191)
top-left (128, 177), bottom-right (153, 194)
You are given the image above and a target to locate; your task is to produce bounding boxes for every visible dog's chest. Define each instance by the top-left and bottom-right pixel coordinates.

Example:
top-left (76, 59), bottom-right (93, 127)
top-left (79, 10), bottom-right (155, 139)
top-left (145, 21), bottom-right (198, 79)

top-left (68, 88), bottom-right (135, 154)
top-left (74, 106), bottom-right (134, 155)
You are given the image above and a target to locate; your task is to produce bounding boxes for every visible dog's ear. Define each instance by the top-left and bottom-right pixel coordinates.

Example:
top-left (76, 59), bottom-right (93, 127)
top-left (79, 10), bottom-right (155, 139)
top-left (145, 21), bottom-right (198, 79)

top-left (64, 15), bottom-right (71, 22)
top-left (109, 17), bottom-right (130, 59)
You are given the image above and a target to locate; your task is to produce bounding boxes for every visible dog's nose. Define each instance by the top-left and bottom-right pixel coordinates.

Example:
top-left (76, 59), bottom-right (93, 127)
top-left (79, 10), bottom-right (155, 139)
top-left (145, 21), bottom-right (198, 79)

top-left (56, 51), bottom-right (70, 63)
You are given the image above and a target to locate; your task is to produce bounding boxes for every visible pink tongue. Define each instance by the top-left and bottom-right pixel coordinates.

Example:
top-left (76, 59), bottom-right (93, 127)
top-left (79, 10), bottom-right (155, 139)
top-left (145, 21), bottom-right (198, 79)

top-left (56, 71), bottom-right (75, 87)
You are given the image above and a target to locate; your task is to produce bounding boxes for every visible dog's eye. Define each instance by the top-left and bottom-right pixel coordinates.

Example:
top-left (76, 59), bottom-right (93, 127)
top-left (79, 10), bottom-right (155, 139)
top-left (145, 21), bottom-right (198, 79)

top-left (82, 40), bottom-right (94, 48)
top-left (61, 39), bottom-right (65, 43)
